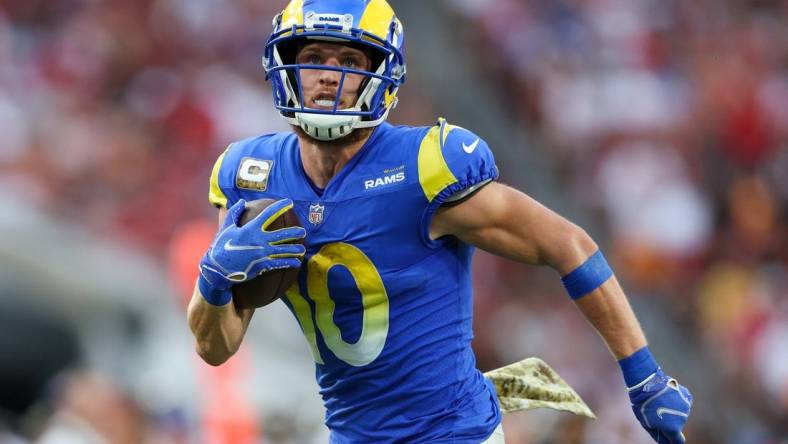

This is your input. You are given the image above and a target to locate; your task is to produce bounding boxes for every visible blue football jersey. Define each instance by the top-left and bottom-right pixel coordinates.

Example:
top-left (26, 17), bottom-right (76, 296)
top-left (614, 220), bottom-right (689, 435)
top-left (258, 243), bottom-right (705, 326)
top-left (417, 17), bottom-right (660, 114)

top-left (208, 119), bottom-right (501, 443)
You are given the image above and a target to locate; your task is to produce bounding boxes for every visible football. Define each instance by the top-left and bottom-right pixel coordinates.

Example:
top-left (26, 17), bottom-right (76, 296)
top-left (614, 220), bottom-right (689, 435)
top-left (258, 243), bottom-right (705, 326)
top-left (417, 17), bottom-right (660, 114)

top-left (231, 199), bottom-right (303, 309)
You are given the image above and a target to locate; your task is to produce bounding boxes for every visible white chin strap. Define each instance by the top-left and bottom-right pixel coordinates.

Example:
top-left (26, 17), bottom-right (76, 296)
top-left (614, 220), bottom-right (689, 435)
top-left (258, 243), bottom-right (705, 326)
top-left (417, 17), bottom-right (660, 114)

top-left (292, 112), bottom-right (360, 141)
top-left (288, 106), bottom-right (393, 141)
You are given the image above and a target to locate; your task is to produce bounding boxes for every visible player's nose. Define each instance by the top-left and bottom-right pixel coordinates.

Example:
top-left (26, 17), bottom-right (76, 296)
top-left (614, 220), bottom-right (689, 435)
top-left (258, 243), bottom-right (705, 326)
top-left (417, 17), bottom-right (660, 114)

top-left (318, 66), bottom-right (341, 86)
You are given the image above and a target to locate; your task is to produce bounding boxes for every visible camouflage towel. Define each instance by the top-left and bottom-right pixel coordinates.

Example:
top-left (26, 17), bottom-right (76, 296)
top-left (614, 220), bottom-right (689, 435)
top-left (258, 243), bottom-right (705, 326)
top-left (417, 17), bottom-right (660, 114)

top-left (484, 357), bottom-right (596, 419)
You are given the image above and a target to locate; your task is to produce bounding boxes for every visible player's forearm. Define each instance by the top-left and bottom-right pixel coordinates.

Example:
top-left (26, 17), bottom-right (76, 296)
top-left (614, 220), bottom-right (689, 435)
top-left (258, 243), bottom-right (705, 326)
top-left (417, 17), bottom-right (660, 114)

top-left (573, 277), bottom-right (647, 359)
top-left (544, 228), bottom-right (647, 359)
top-left (187, 283), bottom-right (248, 365)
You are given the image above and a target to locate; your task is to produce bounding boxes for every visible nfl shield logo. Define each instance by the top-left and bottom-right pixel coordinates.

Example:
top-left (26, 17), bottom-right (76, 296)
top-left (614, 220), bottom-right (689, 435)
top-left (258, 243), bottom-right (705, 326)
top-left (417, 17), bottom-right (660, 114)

top-left (308, 203), bottom-right (324, 225)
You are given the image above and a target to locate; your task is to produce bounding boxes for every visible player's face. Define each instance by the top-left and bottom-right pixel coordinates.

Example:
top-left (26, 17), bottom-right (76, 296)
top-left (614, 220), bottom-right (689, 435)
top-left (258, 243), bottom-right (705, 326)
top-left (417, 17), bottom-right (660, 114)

top-left (295, 42), bottom-right (372, 111)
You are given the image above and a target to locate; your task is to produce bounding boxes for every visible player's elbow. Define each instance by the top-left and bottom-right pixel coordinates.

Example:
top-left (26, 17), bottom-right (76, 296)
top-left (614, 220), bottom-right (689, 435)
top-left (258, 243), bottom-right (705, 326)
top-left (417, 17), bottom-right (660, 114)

top-left (548, 222), bottom-right (599, 274)
top-left (200, 352), bottom-right (231, 367)
top-left (195, 341), bottom-right (237, 366)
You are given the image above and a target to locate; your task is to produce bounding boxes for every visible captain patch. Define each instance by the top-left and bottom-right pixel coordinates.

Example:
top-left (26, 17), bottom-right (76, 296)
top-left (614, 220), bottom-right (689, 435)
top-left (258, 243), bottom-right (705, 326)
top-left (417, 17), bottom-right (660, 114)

top-left (236, 157), bottom-right (273, 191)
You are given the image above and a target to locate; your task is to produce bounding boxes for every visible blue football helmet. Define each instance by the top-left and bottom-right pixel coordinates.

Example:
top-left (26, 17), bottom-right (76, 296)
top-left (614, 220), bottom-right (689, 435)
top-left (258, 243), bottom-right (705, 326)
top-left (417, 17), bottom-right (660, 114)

top-left (263, 0), bottom-right (406, 141)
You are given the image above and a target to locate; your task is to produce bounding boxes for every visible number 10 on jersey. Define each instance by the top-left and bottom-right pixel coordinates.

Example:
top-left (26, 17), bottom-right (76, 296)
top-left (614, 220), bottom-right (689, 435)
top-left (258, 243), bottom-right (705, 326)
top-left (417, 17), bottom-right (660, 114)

top-left (285, 242), bottom-right (390, 367)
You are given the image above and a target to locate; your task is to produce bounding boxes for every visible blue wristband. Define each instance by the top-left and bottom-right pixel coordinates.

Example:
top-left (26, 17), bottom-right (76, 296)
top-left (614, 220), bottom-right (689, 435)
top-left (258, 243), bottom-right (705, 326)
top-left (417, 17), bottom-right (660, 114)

top-left (561, 249), bottom-right (613, 300)
top-left (198, 276), bottom-right (233, 306)
top-left (618, 346), bottom-right (660, 388)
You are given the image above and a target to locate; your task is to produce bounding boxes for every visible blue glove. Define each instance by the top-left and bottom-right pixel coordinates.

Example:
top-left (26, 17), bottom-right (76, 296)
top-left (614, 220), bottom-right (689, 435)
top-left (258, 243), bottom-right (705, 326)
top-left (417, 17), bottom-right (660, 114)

top-left (620, 347), bottom-right (693, 444)
top-left (198, 198), bottom-right (307, 305)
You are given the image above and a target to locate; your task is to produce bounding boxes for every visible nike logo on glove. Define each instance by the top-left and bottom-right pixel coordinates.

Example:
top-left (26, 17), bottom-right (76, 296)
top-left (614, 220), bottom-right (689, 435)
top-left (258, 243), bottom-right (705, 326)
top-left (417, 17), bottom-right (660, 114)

top-left (462, 138), bottom-right (480, 154)
top-left (656, 407), bottom-right (689, 420)
top-left (224, 240), bottom-right (264, 251)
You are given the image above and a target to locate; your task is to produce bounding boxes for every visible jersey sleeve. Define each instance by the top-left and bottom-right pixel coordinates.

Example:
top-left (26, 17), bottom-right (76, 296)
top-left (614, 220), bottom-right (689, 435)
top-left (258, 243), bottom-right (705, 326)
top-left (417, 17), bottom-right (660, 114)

top-left (207, 144), bottom-right (242, 209)
top-left (417, 118), bottom-right (499, 242)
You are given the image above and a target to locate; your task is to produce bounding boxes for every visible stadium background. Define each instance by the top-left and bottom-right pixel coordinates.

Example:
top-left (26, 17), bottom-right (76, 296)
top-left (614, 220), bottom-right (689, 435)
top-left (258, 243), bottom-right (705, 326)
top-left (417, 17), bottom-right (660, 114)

top-left (0, 0), bottom-right (786, 443)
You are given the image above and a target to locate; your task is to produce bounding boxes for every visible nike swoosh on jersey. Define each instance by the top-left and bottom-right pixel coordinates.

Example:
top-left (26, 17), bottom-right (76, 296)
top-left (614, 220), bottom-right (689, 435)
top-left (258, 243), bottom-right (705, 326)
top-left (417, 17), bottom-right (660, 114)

top-left (656, 407), bottom-right (689, 419)
top-left (224, 240), bottom-right (264, 251)
top-left (462, 138), bottom-right (480, 154)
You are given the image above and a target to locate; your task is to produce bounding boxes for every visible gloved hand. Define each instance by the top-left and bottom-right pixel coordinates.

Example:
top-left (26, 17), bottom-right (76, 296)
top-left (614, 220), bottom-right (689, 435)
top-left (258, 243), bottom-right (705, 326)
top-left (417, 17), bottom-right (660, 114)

top-left (628, 368), bottom-right (693, 443)
top-left (198, 198), bottom-right (306, 305)
top-left (620, 347), bottom-right (693, 444)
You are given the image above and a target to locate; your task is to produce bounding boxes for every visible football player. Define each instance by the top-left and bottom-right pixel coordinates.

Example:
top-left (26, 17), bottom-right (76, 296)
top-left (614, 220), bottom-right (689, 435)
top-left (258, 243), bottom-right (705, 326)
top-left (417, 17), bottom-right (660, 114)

top-left (187, 0), bottom-right (693, 442)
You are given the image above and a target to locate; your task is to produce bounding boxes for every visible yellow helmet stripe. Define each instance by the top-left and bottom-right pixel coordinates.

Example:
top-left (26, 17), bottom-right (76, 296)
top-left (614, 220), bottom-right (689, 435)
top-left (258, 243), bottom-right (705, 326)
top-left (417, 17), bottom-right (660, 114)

top-left (359, 0), bottom-right (395, 40)
top-left (280, 0), bottom-right (305, 28)
top-left (418, 119), bottom-right (458, 203)
top-left (208, 145), bottom-right (231, 208)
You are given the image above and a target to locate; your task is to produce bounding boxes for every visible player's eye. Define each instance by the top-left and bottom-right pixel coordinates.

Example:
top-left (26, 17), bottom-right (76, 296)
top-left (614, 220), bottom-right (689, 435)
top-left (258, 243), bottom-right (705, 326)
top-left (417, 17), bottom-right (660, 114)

top-left (342, 57), bottom-right (359, 68)
top-left (307, 54), bottom-right (322, 65)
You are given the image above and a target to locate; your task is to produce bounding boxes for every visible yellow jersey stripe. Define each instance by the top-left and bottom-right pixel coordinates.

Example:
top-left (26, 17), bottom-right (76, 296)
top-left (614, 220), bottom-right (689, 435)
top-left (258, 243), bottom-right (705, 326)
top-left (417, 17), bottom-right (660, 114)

top-left (418, 120), bottom-right (458, 203)
top-left (359, 0), bottom-right (395, 40)
top-left (208, 146), bottom-right (230, 208)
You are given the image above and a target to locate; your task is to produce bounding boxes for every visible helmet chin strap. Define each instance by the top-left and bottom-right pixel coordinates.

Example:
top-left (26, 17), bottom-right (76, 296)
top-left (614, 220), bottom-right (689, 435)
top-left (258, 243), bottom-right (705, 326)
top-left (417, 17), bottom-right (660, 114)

top-left (294, 111), bottom-right (361, 141)
top-left (289, 103), bottom-right (394, 141)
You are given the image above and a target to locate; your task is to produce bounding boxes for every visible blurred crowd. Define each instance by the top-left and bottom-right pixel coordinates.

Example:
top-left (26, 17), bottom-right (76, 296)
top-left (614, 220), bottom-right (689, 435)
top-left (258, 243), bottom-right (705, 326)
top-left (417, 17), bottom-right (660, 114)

top-left (0, 0), bottom-right (290, 252)
top-left (452, 0), bottom-right (788, 442)
top-left (0, 0), bottom-right (786, 443)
